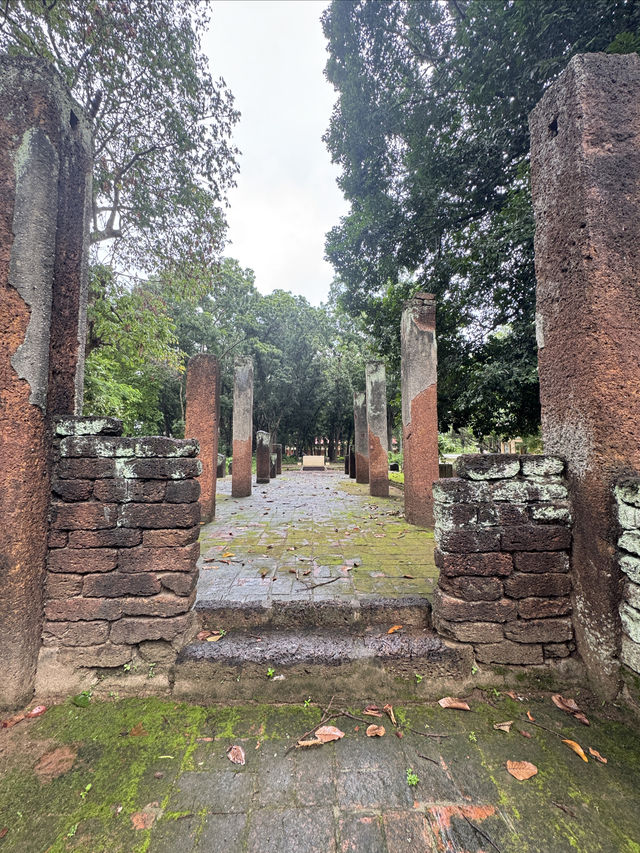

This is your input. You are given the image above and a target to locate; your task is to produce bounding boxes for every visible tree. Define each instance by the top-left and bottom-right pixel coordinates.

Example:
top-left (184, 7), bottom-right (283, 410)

top-left (322, 0), bottom-right (640, 438)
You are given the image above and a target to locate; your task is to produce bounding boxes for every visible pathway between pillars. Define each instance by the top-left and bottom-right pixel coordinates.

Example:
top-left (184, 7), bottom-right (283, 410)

top-left (196, 467), bottom-right (437, 609)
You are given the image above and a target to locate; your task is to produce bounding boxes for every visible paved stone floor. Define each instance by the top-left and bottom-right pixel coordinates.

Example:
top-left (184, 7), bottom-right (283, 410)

top-left (197, 468), bottom-right (437, 607)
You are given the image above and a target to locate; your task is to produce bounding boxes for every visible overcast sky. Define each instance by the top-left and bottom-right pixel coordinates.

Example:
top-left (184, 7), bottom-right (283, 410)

top-left (204, 0), bottom-right (348, 306)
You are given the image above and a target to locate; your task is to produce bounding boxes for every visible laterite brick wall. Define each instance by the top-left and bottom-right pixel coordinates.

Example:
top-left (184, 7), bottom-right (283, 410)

top-left (615, 478), bottom-right (640, 679)
top-left (432, 454), bottom-right (574, 666)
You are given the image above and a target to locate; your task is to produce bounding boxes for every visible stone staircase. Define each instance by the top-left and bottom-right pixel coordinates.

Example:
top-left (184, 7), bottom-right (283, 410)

top-left (172, 596), bottom-right (474, 703)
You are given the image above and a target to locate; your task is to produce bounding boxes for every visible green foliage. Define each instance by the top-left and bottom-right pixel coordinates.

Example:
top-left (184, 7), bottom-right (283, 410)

top-left (406, 768), bottom-right (419, 787)
top-left (322, 0), bottom-right (640, 438)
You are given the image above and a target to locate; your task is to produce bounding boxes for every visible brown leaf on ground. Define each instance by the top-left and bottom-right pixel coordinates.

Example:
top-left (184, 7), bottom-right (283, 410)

top-left (363, 705), bottom-right (383, 717)
top-left (0, 828), bottom-right (7, 839)
top-left (573, 712), bottom-right (590, 726)
top-left (588, 747), bottom-right (607, 764)
top-left (129, 723), bottom-right (147, 737)
top-left (403, 574), bottom-right (415, 579)
top-left (383, 704), bottom-right (397, 726)
top-left (206, 631), bottom-right (224, 642)
top-left (315, 725), bottom-right (345, 743)
top-left (366, 724), bottom-right (386, 737)
top-left (552, 694), bottom-right (581, 714)
top-left (506, 760), bottom-right (538, 780)
top-left (1, 713), bottom-right (25, 729)
top-left (493, 721), bottom-right (513, 733)
top-left (227, 744), bottom-right (246, 765)
top-left (221, 552), bottom-right (235, 558)
top-left (520, 730), bottom-right (532, 738)
top-left (505, 690), bottom-right (518, 700)
top-left (396, 730), bottom-right (404, 738)
top-left (196, 630), bottom-right (212, 641)
top-left (26, 706), bottom-right (47, 718)
top-left (387, 625), bottom-right (403, 634)
top-left (562, 739), bottom-right (588, 762)
top-left (296, 738), bottom-right (322, 748)
top-left (34, 746), bottom-right (77, 782)
top-left (438, 697), bottom-right (471, 711)
top-left (131, 803), bottom-right (162, 830)
top-left (526, 710), bottom-right (535, 722)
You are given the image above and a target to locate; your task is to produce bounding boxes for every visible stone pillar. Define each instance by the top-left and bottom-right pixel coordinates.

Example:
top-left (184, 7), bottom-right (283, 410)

top-left (344, 447), bottom-right (350, 475)
top-left (349, 445), bottom-right (356, 479)
top-left (401, 293), bottom-right (439, 526)
top-left (217, 454), bottom-right (226, 479)
top-left (184, 354), bottom-right (219, 524)
top-left (274, 444), bottom-right (283, 474)
top-left (365, 362), bottom-right (389, 497)
top-left (353, 392), bottom-right (370, 484)
top-left (270, 453), bottom-right (277, 479)
top-left (0, 57), bottom-right (92, 708)
top-left (529, 52), bottom-right (640, 697)
top-left (232, 358), bottom-right (253, 498)
top-left (256, 431), bottom-right (271, 484)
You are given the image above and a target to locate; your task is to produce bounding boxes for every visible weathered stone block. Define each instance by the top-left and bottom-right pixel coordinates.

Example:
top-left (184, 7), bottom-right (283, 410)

top-left (436, 529), bottom-right (501, 553)
top-left (480, 503), bottom-right (528, 526)
top-left (120, 591), bottom-right (195, 617)
top-left (504, 572), bottom-right (572, 599)
top-left (48, 530), bottom-right (68, 548)
top-left (619, 531), bottom-right (640, 558)
top-left (50, 502), bottom-right (118, 530)
top-left (621, 633), bottom-right (640, 675)
top-left (517, 597), bottom-right (572, 619)
top-left (46, 573), bottom-right (84, 598)
top-left (433, 479), bottom-right (489, 505)
top-left (93, 479), bottom-right (166, 503)
top-left (56, 458), bottom-right (116, 479)
top-left (438, 574), bottom-right (503, 602)
top-left (158, 572), bottom-right (198, 596)
top-left (51, 479), bottom-right (94, 501)
top-left (138, 640), bottom-right (177, 663)
top-left (110, 613), bottom-right (193, 644)
top-left (82, 572), bottom-right (162, 598)
top-left (433, 589), bottom-right (516, 622)
top-left (66, 643), bottom-right (132, 668)
top-left (59, 435), bottom-right (199, 458)
top-left (455, 454), bottom-right (520, 480)
top-left (142, 526), bottom-right (200, 547)
top-left (618, 502), bottom-right (640, 529)
top-left (119, 502), bottom-right (200, 529)
top-left (118, 543), bottom-right (199, 573)
top-left (165, 480), bottom-right (200, 503)
top-left (45, 597), bottom-right (122, 622)
top-left (501, 525), bottom-right (570, 552)
top-left (619, 554), bottom-right (640, 585)
top-left (530, 503), bottom-right (572, 524)
top-left (504, 618), bottom-right (573, 644)
top-left (513, 552), bottom-right (570, 573)
top-left (490, 480), bottom-right (568, 503)
top-left (48, 548), bottom-right (117, 574)
top-left (616, 478), bottom-right (640, 508)
top-left (68, 528), bottom-right (142, 548)
top-left (116, 458), bottom-right (202, 480)
top-left (543, 642), bottom-right (574, 658)
top-left (620, 603), bottom-right (640, 644)
top-left (43, 620), bottom-right (109, 646)
top-left (435, 549), bottom-right (513, 577)
top-left (623, 581), bottom-right (640, 611)
top-left (475, 641), bottom-right (543, 665)
top-left (434, 503), bottom-right (478, 529)
top-left (520, 456), bottom-right (565, 477)
top-left (432, 615), bottom-right (504, 644)
top-left (55, 417), bottom-right (123, 437)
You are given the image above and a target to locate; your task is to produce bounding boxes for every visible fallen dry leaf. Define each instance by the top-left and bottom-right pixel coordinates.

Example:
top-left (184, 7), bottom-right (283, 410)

top-left (520, 730), bottom-right (532, 738)
top-left (296, 738), bottom-right (323, 748)
top-left (0, 828), bottom-right (7, 839)
top-left (129, 723), bottom-right (147, 737)
top-left (505, 690), bottom-right (518, 700)
top-left (438, 697), bottom-right (471, 711)
top-left (506, 760), bottom-right (538, 780)
top-left (588, 747), bottom-right (607, 764)
top-left (396, 730), bottom-right (404, 739)
top-left (34, 746), bottom-right (77, 782)
top-left (493, 721), bottom-right (514, 733)
top-left (197, 630), bottom-right (213, 641)
top-left (131, 803), bottom-right (162, 830)
top-left (1, 712), bottom-right (25, 729)
top-left (315, 725), bottom-right (345, 743)
top-left (403, 574), bottom-right (415, 579)
top-left (26, 705), bottom-right (47, 718)
top-left (363, 705), bottom-right (383, 717)
top-left (387, 625), bottom-right (403, 634)
top-left (227, 745), bottom-right (246, 765)
top-left (383, 704), bottom-right (397, 726)
top-left (366, 724), bottom-right (386, 737)
top-left (552, 694), bottom-right (581, 714)
top-left (574, 712), bottom-right (590, 726)
top-left (563, 739), bottom-right (588, 762)
top-left (526, 710), bottom-right (535, 722)
top-left (222, 552), bottom-right (235, 558)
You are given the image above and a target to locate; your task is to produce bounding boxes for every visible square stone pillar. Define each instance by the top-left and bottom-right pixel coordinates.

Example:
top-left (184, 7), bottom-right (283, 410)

top-left (274, 444), bottom-right (282, 474)
top-left (365, 361), bottom-right (389, 497)
top-left (0, 57), bottom-right (92, 708)
top-left (349, 445), bottom-right (356, 479)
top-left (401, 293), bottom-right (439, 526)
top-left (232, 358), bottom-right (253, 498)
top-left (353, 392), bottom-right (370, 484)
top-left (530, 52), bottom-right (640, 697)
top-left (344, 447), bottom-right (350, 475)
top-left (185, 353), bottom-right (220, 523)
top-left (256, 431), bottom-right (271, 484)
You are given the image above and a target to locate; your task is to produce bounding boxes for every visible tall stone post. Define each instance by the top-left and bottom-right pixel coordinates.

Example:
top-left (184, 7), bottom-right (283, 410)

top-left (256, 431), bottom-right (271, 484)
top-left (0, 58), bottom-right (92, 708)
top-left (185, 354), bottom-right (220, 524)
top-left (349, 445), bottom-right (356, 479)
top-left (529, 53), bottom-right (640, 697)
top-left (344, 447), bottom-right (350, 475)
top-left (365, 362), bottom-right (389, 498)
top-left (232, 358), bottom-right (253, 498)
top-left (275, 444), bottom-right (283, 475)
top-left (353, 392), bottom-right (370, 484)
top-left (401, 293), bottom-right (439, 526)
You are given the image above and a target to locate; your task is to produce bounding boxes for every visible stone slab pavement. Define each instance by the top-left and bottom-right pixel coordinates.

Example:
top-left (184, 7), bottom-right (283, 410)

top-left (1, 692), bottom-right (639, 851)
top-left (197, 469), bottom-right (437, 607)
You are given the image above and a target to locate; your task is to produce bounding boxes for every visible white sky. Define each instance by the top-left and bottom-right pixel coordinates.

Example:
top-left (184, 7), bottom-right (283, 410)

top-left (204, 0), bottom-right (348, 306)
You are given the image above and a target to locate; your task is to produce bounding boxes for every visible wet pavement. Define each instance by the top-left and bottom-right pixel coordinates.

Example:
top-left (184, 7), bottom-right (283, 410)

top-left (197, 468), bottom-right (437, 607)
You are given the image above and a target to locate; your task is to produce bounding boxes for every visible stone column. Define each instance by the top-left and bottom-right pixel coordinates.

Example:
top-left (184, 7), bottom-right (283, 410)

top-left (349, 445), bottom-right (356, 479)
top-left (365, 362), bottom-right (389, 497)
top-left (344, 447), bottom-right (350, 475)
top-left (0, 57), bottom-right (92, 708)
top-left (274, 444), bottom-right (283, 474)
top-left (529, 52), bottom-right (640, 697)
top-left (401, 293), bottom-right (439, 526)
top-left (232, 358), bottom-right (253, 498)
top-left (353, 392), bottom-right (370, 484)
top-left (256, 431), bottom-right (271, 484)
top-left (270, 453), bottom-right (277, 479)
top-left (185, 353), bottom-right (220, 523)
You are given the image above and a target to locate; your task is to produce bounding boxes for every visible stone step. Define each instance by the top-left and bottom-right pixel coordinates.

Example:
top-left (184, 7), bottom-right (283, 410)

top-left (194, 595), bottom-right (431, 633)
top-left (173, 626), bottom-right (473, 703)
